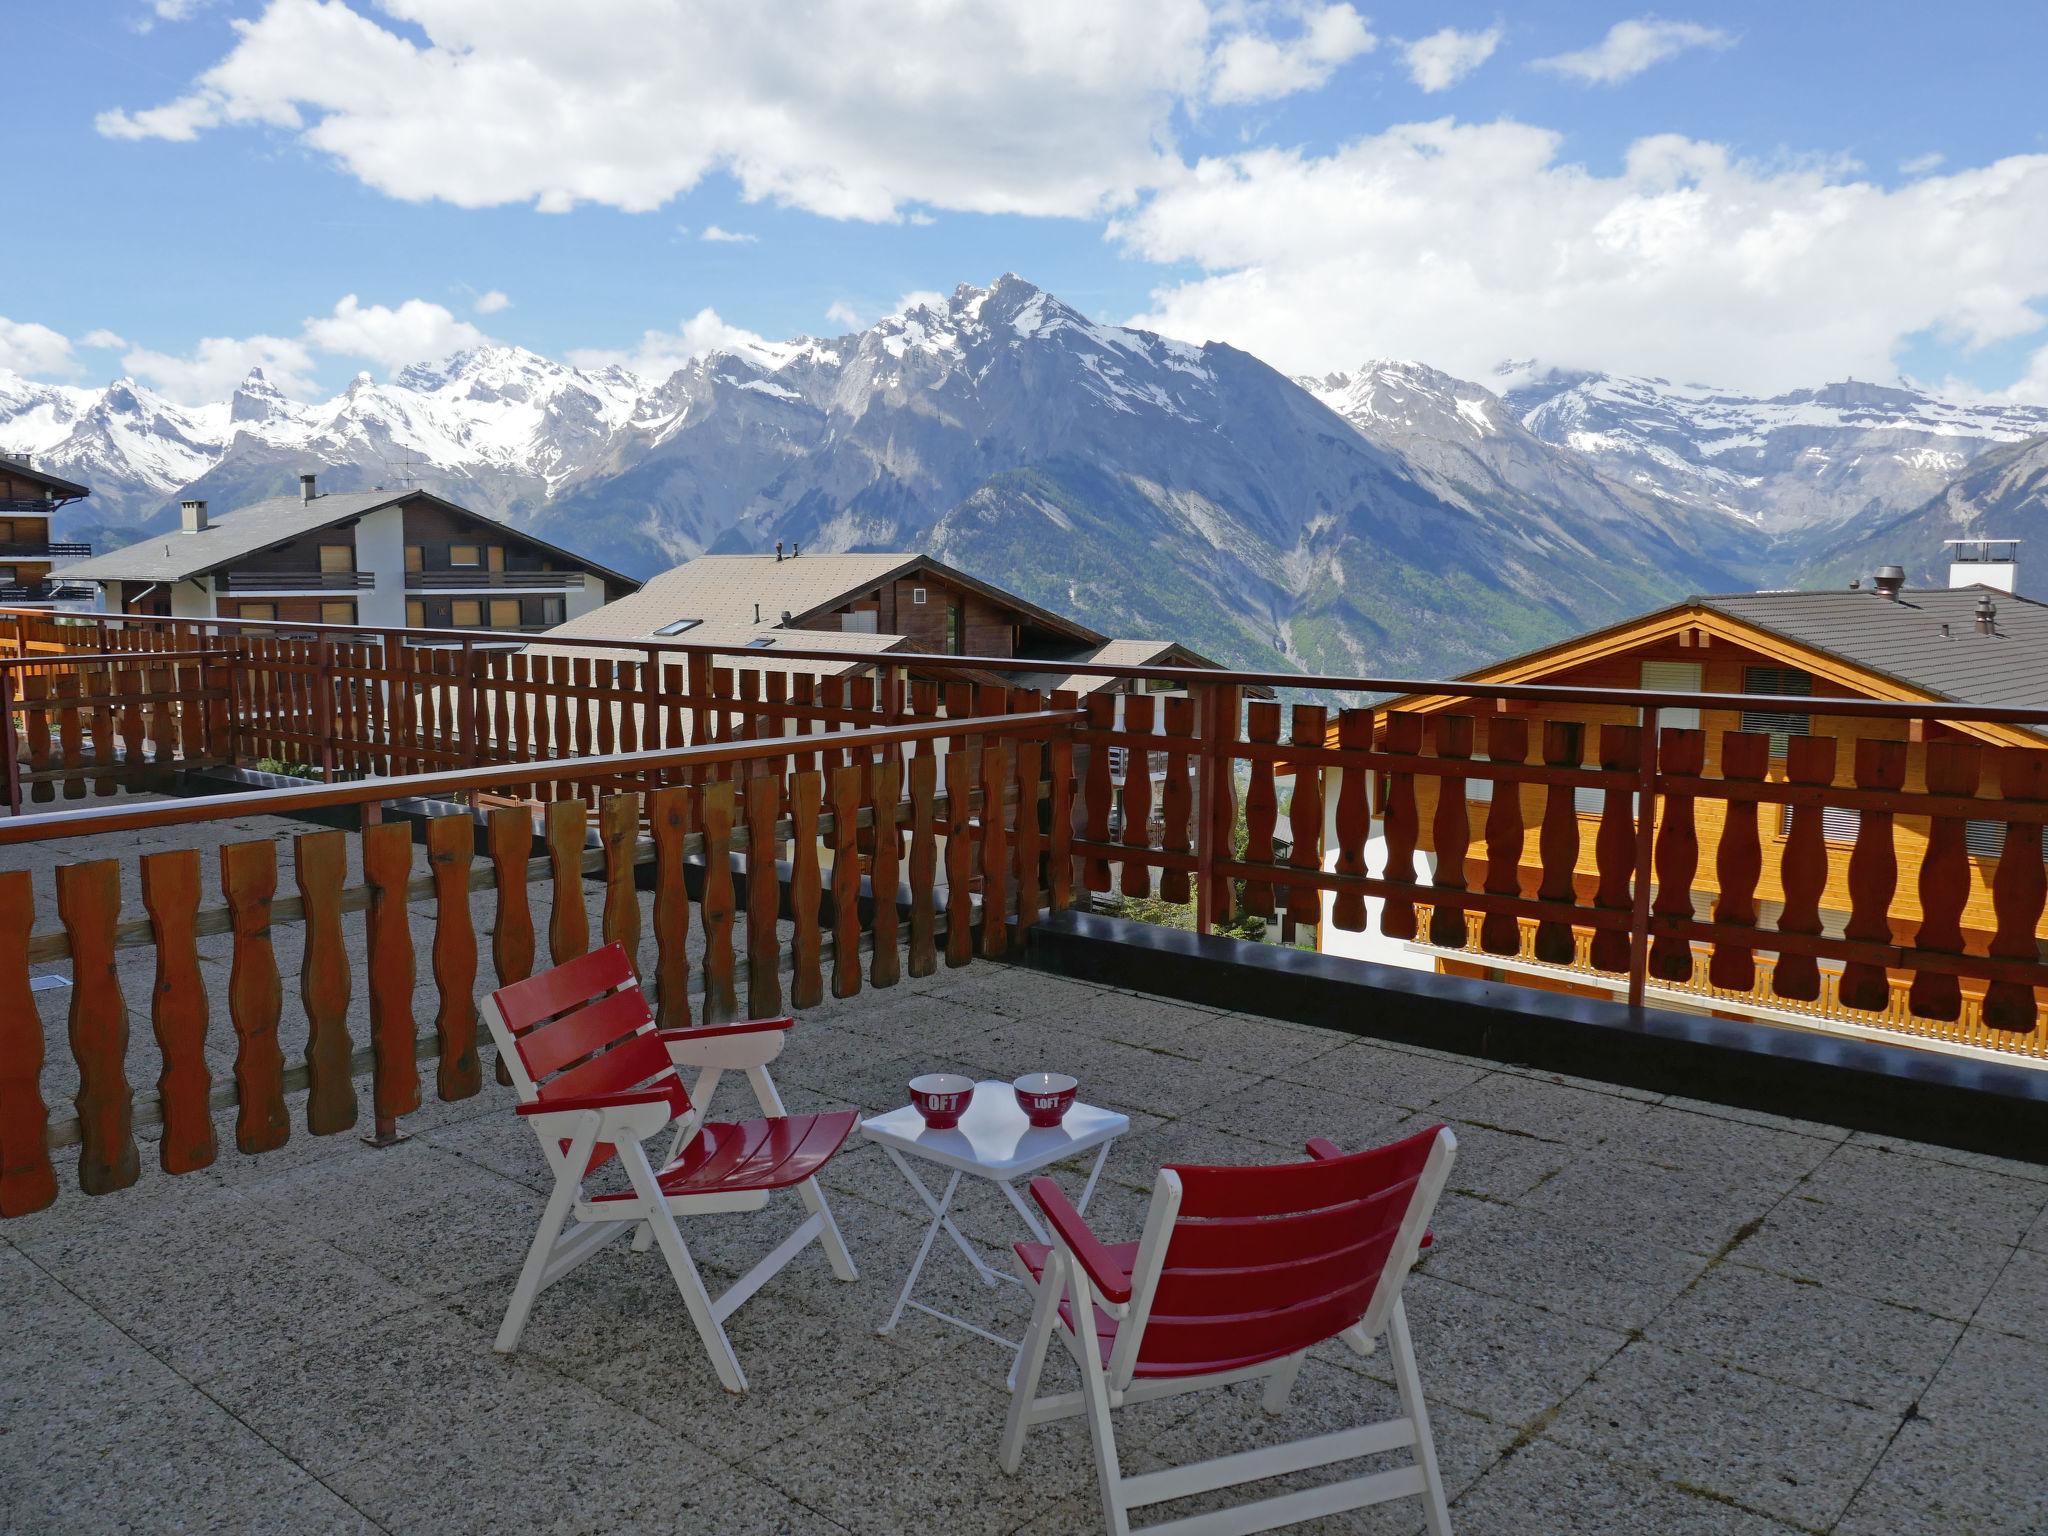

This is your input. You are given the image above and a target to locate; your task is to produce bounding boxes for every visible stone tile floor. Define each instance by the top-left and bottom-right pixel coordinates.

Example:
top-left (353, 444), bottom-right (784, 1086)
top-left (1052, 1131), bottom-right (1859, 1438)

top-left (4, 959), bottom-right (2047, 1534)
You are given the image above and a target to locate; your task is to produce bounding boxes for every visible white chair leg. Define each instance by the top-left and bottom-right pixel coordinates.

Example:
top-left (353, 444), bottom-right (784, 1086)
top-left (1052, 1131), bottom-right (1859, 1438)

top-left (1000, 1253), bottom-right (1068, 1475)
top-left (620, 1139), bottom-right (749, 1394)
top-left (1261, 1349), bottom-right (1307, 1415)
top-left (799, 1175), bottom-right (859, 1282)
top-left (495, 1162), bottom-right (583, 1354)
top-left (631, 1219), bottom-right (655, 1253)
top-left (1388, 1298), bottom-right (1453, 1536)
top-left (1070, 1270), bottom-right (1132, 1536)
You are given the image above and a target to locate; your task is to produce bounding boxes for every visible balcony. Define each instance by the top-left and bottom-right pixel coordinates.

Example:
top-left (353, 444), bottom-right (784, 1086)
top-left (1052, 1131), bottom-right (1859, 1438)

top-left (407, 568), bottom-right (586, 591)
top-left (0, 579), bottom-right (97, 606)
top-left (219, 570), bottom-right (377, 593)
top-left (0, 615), bottom-right (2043, 1533)
top-left (0, 540), bottom-right (92, 560)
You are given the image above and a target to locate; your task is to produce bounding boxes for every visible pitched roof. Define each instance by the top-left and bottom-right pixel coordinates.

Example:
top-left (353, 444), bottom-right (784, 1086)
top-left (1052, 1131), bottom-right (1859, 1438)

top-left (1696, 585), bottom-right (2048, 711)
top-left (0, 458), bottom-right (90, 501)
top-left (60, 488), bottom-right (636, 589)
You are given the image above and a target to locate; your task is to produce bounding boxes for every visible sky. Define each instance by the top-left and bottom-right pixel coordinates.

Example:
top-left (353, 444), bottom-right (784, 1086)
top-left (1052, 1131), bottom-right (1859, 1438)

top-left (5, 0), bottom-right (2048, 406)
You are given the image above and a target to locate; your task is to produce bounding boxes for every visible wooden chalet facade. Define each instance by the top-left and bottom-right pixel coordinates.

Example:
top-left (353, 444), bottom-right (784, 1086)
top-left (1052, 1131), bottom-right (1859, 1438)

top-left (0, 454), bottom-right (94, 609)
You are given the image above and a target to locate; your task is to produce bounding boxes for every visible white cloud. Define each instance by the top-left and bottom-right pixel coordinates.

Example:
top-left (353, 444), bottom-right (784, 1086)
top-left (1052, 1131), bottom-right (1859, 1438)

top-left (122, 333), bottom-right (318, 402)
top-left (472, 289), bottom-right (512, 314)
top-left (700, 225), bottom-right (757, 244)
top-left (80, 329), bottom-right (129, 349)
top-left (824, 301), bottom-right (865, 330)
top-left (1401, 25), bottom-right (1502, 92)
top-left (1900, 151), bottom-right (1946, 176)
top-left (892, 290), bottom-right (949, 318)
top-left (303, 294), bottom-right (489, 370)
top-left (0, 317), bottom-right (79, 377)
top-left (1533, 18), bottom-right (1731, 86)
top-left (566, 308), bottom-right (783, 380)
top-left (95, 0), bottom-right (1357, 221)
top-left (1208, 3), bottom-right (1376, 104)
top-left (1117, 120), bottom-right (2048, 394)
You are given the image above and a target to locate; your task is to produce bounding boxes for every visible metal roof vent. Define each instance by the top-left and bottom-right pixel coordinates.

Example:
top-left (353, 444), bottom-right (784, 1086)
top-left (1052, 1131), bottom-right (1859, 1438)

top-left (1976, 594), bottom-right (1998, 635)
top-left (299, 473), bottom-right (317, 503)
top-left (1873, 565), bottom-right (1906, 600)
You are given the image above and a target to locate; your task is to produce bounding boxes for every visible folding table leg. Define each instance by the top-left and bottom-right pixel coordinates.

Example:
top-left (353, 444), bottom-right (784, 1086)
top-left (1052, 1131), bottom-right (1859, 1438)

top-left (880, 1167), bottom-right (962, 1334)
top-left (882, 1145), bottom-right (1000, 1285)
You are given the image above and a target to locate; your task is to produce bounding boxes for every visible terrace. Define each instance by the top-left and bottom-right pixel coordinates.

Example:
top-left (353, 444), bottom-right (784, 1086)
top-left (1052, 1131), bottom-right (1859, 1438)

top-left (2, 608), bottom-right (2045, 1534)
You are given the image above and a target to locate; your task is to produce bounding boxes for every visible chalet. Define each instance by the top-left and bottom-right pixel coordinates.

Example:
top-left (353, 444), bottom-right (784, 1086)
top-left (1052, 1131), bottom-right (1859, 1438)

top-left (540, 548), bottom-right (1227, 693)
top-left (61, 476), bottom-right (637, 634)
top-left (0, 454), bottom-right (95, 610)
top-left (1316, 547), bottom-right (2048, 1044)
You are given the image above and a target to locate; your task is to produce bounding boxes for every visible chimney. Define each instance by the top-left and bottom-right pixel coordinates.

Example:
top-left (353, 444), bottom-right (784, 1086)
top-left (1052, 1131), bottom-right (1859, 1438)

top-left (1976, 594), bottom-right (1998, 635)
top-left (1946, 537), bottom-right (2019, 593)
top-left (1873, 564), bottom-right (1906, 600)
top-left (775, 541), bottom-right (784, 562)
top-left (299, 473), bottom-right (317, 503)
top-left (179, 499), bottom-right (208, 533)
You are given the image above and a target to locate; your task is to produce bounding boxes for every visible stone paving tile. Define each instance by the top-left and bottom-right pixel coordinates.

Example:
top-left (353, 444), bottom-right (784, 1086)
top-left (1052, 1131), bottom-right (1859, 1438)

top-left (1513, 1149), bottom-right (1788, 1258)
top-left (1267, 1038), bottom-right (1493, 1108)
top-left (1845, 1128), bottom-right (2048, 1185)
top-left (1542, 1339), bottom-right (1898, 1529)
top-left (1657, 1094), bottom-right (1855, 1144)
top-left (1974, 1246), bottom-right (2048, 1346)
top-left (1431, 1072), bottom-right (1656, 1149)
top-left (1733, 1192), bottom-right (2015, 1319)
top-left (1795, 1140), bottom-right (2048, 1245)
top-left (1644, 1261), bottom-right (1965, 1414)
top-left (1419, 1201), bottom-right (1710, 1332)
top-left (1609, 1103), bottom-right (1841, 1189)
top-left (1450, 1441), bottom-right (1808, 1536)
top-left (1431, 1121), bottom-right (1579, 1204)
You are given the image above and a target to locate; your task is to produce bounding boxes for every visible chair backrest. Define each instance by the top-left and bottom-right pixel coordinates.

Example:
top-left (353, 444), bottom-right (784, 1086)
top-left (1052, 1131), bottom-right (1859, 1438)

top-left (485, 943), bottom-right (688, 1128)
top-left (1112, 1124), bottom-right (1455, 1386)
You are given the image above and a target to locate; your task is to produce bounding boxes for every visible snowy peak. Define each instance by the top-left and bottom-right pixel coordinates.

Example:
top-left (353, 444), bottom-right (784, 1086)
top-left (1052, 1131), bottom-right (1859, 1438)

top-left (1306, 361), bottom-right (1510, 440)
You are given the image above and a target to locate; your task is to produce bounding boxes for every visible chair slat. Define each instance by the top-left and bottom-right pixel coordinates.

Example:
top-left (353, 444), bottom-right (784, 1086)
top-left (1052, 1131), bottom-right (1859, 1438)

top-left (493, 941), bottom-right (635, 1032)
top-left (518, 986), bottom-right (654, 1080)
top-left (1168, 1126), bottom-right (1441, 1219)
top-left (537, 1031), bottom-right (676, 1107)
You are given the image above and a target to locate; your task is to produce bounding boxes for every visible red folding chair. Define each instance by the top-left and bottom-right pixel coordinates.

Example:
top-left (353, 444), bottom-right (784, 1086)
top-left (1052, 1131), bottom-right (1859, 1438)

top-left (1001, 1124), bottom-right (1458, 1536)
top-left (482, 943), bottom-right (859, 1393)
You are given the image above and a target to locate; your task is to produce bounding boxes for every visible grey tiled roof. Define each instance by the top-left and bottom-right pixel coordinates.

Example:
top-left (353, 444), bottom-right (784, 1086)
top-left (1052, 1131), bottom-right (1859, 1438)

top-left (1699, 585), bottom-right (2048, 710)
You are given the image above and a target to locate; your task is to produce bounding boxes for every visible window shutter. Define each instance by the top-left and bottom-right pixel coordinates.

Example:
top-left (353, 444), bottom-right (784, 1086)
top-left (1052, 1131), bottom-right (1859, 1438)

top-left (1741, 666), bottom-right (1812, 754)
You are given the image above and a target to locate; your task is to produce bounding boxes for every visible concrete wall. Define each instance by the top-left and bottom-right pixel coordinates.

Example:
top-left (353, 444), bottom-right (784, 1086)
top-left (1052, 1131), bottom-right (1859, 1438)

top-left (169, 579), bottom-right (213, 619)
top-left (354, 502), bottom-right (408, 628)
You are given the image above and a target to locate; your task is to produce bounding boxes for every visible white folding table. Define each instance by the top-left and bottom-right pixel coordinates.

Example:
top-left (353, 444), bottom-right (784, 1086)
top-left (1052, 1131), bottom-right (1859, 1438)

top-left (861, 1082), bottom-right (1129, 1354)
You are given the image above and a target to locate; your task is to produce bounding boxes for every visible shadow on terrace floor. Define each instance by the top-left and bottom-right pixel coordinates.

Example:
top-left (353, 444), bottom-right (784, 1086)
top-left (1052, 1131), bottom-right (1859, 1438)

top-left (3, 961), bottom-right (2045, 1535)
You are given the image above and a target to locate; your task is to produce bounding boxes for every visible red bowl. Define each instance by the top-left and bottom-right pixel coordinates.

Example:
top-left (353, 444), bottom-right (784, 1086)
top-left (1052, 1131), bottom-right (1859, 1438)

top-left (1012, 1072), bottom-right (1078, 1128)
top-left (909, 1073), bottom-right (975, 1130)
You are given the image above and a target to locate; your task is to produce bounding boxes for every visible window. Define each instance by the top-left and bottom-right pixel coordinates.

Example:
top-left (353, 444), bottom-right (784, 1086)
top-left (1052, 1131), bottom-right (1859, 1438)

top-left (1640, 659), bottom-right (1702, 731)
top-left (655, 618), bottom-right (702, 636)
top-left (540, 597), bottom-right (565, 626)
top-left (487, 545), bottom-right (505, 572)
top-left (1781, 803), bottom-right (1860, 842)
top-left (0, 521), bottom-right (14, 545)
top-left (945, 603), bottom-right (962, 654)
top-left (1965, 820), bottom-right (2048, 861)
top-left (1740, 666), bottom-right (1812, 755)
top-left (320, 600), bottom-right (356, 625)
top-left (912, 585), bottom-right (927, 605)
top-left (407, 599), bottom-right (426, 628)
top-left (405, 544), bottom-right (424, 572)
top-left (489, 598), bottom-right (520, 629)
top-left (842, 610), bottom-right (879, 634)
top-left (451, 599), bottom-right (482, 627)
top-left (317, 544), bottom-right (354, 574)
top-left (745, 637), bottom-right (774, 649)
top-left (238, 602), bottom-right (276, 622)
top-left (449, 544), bottom-right (481, 567)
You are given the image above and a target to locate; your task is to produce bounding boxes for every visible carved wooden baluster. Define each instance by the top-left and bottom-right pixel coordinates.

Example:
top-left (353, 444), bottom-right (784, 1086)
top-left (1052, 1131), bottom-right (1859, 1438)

top-left (908, 753), bottom-right (939, 975)
top-left (1282, 704), bottom-right (1327, 930)
top-left (614, 660), bottom-right (638, 757)
top-left (599, 792), bottom-right (641, 977)
top-left (1378, 711), bottom-right (1422, 941)
top-left (117, 666), bottom-right (145, 781)
top-left (292, 831), bottom-right (355, 1133)
top-left (57, 860), bottom-right (139, 1193)
top-left (872, 757), bottom-right (904, 985)
top-left (1081, 693), bottom-right (1115, 893)
top-left (982, 731), bottom-right (1013, 956)
top-left (945, 743), bottom-right (978, 968)
top-left (1709, 731), bottom-right (1770, 991)
top-left (1772, 734), bottom-right (1839, 1003)
top-left (147, 664), bottom-right (176, 766)
top-left (699, 779), bottom-right (739, 1023)
top-left (0, 871), bottom-right (57, 1215)
top-left (23, 675), bottom-right (52, 803)
top-left (1838, 738), bottom-right (1907, 1012)
top-left (1048, 695), bottom-right (1077, 915)
top-left (1533, 720), bottom-right (1584, 963)
top-left (481, 807), bottom-right (536, 1081)
top-left (1239, 699), bottom-right (1281, 919)
top-left (219, 840), bottom-right (289, 1154)
top-left (428, 813), bottom-right (482, 1101)
top-left (1908, 741), bottom-right (1979, 1022)
top-left (1588, 724), bottom-right (1642, 973)
top-left (830, 763), bottom-right (864, 998)
top-left (1649, 728), bottom-right (1705, 981)
top-left (1479, 715), bottom-right (1528, 955)
top-left (545, 799), bottom-right (589, 964)
top-left (1119, 693), bottom-right (1155, 898)
top-left (139, 850), bottom-right (219, 1168)
top-left (788, 771), bottom-right (824, 1008)
top-left (745, 773), bottom-right (783, 1019)
top-left (86, 671), bottom-right (114, 796)
top-left (1156, 695), bottom-right (1194, 905)
top-left (1426, 714), bottom-right (1473, 949)
top-left (362, 819), bottom-right (422, 1132)
top-left (55, 674), bottom-right (82, 800)
top-left (1328, 708), bottom-right (1372, 932)
top-left (1982, 748), bottom-right (2048, 1034)
top-left (642, 786), bottom-right (690, 1030)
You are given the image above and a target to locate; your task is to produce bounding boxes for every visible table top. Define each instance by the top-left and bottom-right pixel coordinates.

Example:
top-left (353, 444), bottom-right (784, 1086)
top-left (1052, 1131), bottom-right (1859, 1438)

top-left (860, 1081), bottom-right (1129, 1177)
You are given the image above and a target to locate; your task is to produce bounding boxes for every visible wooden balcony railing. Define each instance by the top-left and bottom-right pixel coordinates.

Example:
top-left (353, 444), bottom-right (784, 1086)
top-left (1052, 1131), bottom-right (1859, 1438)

top-left (3, 604), bottom-right (2046, 1075)
top-left (405, 569), bottom-right (585, 589)
top-left (219, 571), bottom-right (376, 592)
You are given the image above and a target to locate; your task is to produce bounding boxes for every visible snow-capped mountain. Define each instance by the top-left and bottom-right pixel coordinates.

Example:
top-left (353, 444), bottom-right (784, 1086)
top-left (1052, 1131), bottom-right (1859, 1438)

top-left (1499, 367), bottom-right (2048, 538)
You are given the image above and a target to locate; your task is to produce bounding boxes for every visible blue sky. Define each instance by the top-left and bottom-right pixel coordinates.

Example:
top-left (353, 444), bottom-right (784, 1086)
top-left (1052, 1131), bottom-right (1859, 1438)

top-left (6, 1), bottom-right (2047, 403)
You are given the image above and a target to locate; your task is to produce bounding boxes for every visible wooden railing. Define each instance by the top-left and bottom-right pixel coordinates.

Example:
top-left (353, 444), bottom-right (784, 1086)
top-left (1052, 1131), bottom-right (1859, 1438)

top-left (1, 649), bottom-right (233, 812)
top-left (4, 605), bottom-right (2046, 1067)
top-left (0, 707), bottom-right (1078, 1217)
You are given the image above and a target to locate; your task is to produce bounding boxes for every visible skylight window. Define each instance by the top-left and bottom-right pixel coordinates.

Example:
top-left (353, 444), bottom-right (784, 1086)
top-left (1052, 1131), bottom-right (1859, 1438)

top-left (745, 637), bottom-right (774, 649)
top-left (654, 618), bottom-right (701, 635)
